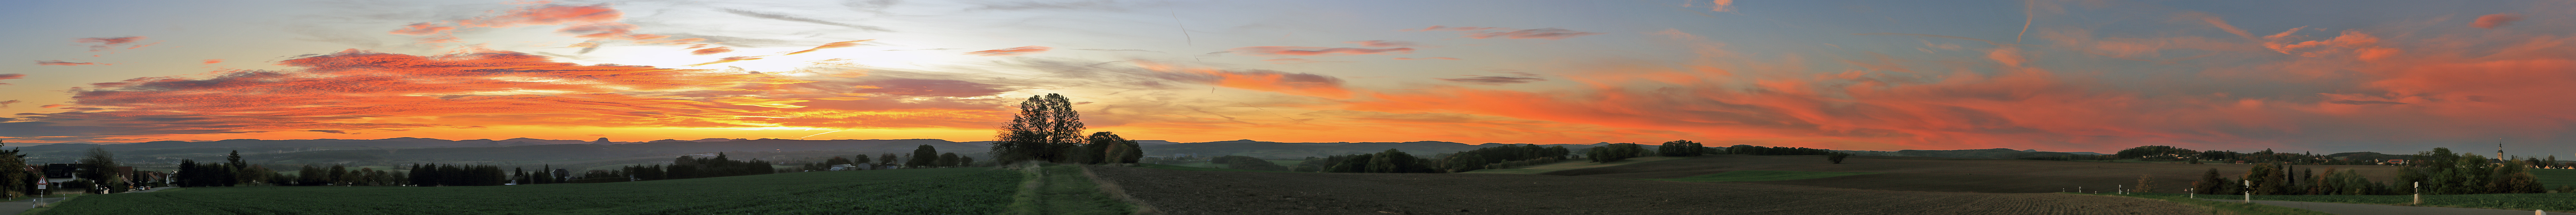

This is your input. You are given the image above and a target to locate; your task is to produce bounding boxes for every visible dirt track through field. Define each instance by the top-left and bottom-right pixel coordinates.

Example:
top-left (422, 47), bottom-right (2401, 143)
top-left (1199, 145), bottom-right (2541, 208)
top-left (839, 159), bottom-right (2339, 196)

top-left (1543, 155), bottom-right (2402, 193)
top-left (1089, 166), bottom-right (2212, 215)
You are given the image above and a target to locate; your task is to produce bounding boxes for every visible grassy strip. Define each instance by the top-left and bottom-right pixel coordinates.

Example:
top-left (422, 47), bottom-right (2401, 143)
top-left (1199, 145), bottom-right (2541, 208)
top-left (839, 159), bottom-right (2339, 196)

top-left (1003, 164), bottom-right (1134, 215)
top-left (33, 168), bottom-right (1019, 215)
top-left (2168, 192), bottom-right (2576, 212)
top-left (1637, 170), bottom-right (1881, 182)
top-left (1136, 163), bottom-right (1300, 173)
top-left (2533, 168), bottom-right (2576, 189)
top-left (2070, 193), bottom-right (2332, 215)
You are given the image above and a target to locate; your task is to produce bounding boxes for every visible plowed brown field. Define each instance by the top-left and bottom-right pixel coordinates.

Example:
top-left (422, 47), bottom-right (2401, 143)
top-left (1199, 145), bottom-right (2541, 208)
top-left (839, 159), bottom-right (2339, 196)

top-left (1090, 166), bottom-right (2213, 215)
top-left (1542, 155), bottom-right (2401, 193)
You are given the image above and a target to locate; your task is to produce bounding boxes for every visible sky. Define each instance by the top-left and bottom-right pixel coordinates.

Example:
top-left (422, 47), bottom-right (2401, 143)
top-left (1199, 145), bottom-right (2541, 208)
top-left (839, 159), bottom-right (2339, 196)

top-left (3, 0), bottom-right (2575, 155)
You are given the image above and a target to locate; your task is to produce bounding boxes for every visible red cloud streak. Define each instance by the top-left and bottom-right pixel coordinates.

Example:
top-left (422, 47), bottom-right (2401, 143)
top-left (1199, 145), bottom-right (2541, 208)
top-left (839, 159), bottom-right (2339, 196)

top-left (2473, 14), bottom-right (2521, 29)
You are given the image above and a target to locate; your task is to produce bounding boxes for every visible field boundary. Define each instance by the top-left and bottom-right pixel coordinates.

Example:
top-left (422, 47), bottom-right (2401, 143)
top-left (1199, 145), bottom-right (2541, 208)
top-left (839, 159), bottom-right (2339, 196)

top-left (1082, 165), bottom-right (1161, 215)
top-left (1003, 163), bottom-right (1047, 215)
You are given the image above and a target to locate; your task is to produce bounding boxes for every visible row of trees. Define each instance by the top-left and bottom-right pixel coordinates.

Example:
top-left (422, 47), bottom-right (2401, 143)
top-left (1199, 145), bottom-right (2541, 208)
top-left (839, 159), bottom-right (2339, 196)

top-left (405, 163), bottom-right (509, 187)
top-left (988, 94), bottom-right (1144, 165)
top-left (1656, 140), bottom-right (1706, 157)
top-left (2188, 147), bottom-right (2556, 195)
top-left (1293, 149), bottom-right (1437, 173)
top-left (1438, 144), bottom-right (1572, 172)
top-left (291, 165), bottom-right (401, 186)
top-left (1586, 143), bottom-right (1647, 163)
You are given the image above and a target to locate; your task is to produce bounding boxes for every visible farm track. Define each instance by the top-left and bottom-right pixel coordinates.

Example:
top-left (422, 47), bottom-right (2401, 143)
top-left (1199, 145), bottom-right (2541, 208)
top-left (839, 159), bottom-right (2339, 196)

top-left (1545, 155), bottom-right (2404, 193)
top-left (1089, 166), bottom-right (2212, 215)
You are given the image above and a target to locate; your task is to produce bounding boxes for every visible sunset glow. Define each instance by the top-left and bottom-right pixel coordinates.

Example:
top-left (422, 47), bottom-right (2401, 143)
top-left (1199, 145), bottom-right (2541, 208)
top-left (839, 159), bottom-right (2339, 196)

top-left (6, 0), bottom-right (2575, 153)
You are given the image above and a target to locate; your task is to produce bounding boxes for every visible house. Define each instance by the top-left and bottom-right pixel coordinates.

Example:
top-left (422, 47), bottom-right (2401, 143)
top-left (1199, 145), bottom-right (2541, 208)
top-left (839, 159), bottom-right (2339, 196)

top-left (827, 164), bottom-right (859, 171)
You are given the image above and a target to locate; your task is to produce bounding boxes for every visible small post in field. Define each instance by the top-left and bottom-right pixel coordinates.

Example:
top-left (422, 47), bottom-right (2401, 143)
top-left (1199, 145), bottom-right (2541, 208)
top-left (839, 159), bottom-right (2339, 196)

top-left (2412, 181), bottom-right (2421, 205)
top-left (2243, 180), bottom-right (2251, 203)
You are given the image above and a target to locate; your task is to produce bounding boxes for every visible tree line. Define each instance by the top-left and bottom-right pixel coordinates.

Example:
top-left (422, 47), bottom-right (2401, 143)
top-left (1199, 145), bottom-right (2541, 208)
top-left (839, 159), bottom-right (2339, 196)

top-left (2188, 147), bottom-right (2566, 195)
top-left (1292, 149), bottom-right (1437, 173)
top-left (1438, 144), bottom-right (1572, 172)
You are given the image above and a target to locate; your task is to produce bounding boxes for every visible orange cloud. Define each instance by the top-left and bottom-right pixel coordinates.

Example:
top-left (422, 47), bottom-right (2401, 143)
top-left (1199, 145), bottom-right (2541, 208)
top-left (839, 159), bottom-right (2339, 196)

top-left (1261, 58), bottom-right (1349, 64)
top-left (1346, 40), bottom-right (1418, 48)
top-left (457, 3), bottom-right (622, 28)
top-left (1133, 61), bottom-right (1352, 99)
top-left (784, 40), bottom-right (873, 55)
top-left (388, 22), bottom-right (455, 35)
top-left (688, 56), bottom-right (766, 66)
top-left (2473, 14), bottom-right (2521, 29)
top-left (692, 47), bottom-right (735, 55)
top-left (964, 46), bottom-right (1052, 56)
top-left (74, 36), bottom-right (150, 51)
top-left (201, 59), bottom-right (224, 64)
top-left (36, 60), bottom-right (96, 66)
top-left (1227, 46), bottom-right (1413, 56)
top-left (0, 74), bottom-right (21, 85)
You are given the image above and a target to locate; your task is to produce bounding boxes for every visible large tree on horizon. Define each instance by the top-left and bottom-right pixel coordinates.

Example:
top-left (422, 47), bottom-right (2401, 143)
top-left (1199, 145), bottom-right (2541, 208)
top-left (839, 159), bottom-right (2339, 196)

top-left (991, 94), bottom-right (1085, 164)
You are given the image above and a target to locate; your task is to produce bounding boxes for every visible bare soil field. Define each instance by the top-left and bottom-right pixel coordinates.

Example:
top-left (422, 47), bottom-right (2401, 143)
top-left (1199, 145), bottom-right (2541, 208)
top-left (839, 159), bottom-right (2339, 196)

top-left (1543, 155), bottom-right (2402, 193)
top-left (1089, 166), bottom-right (2212, 215)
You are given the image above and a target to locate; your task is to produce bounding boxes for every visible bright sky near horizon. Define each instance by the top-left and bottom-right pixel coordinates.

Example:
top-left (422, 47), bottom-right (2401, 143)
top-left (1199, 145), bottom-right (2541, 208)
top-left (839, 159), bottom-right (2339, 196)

top-left (4, 0), bottom-right (2574, 155)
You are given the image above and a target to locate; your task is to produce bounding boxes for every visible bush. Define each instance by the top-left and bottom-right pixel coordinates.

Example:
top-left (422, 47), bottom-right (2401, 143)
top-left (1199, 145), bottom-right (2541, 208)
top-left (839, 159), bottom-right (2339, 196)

top-left (1826, 153), bottom-right (1851, 164)
top-left (1586, 143), bottom-right (1645, 163)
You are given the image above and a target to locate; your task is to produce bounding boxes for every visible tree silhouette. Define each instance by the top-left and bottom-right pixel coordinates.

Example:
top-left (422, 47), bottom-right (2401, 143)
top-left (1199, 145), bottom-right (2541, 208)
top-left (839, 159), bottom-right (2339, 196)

top-left (1657, 140), bottom-right (1704, 157)
top-left (992, 94), bottom-right (1084, 164)
top-left (909, 144), bottom-right (939, 168)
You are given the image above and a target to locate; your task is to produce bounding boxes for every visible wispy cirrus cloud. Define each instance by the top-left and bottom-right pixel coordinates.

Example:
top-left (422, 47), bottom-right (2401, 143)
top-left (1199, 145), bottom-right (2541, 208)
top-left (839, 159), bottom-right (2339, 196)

top-left (35, 60), bottom-right (97, 66)
top-left (720, 9), bottom-right (891, 32)
top-left (785, 40), bottom-right (873, 55)
top-left (1414, 26), bottom-right (1604, 40)
top-left (1436, 76), bottom-right (1546, 85)
top-left (75, 36), bottom-right (151, 51)
top-left (2473, 14), bottom-right (2521, 29)
top-left (1346, 40), bottom-right (1418, 48)
top-left (1227, 46), bottom-right (1414, 56)
top-left (964, 46), bottom-right (1052, 56)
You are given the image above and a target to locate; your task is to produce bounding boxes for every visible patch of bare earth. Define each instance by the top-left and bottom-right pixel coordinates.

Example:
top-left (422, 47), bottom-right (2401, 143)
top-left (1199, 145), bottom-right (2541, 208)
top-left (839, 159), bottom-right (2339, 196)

top-left (1088, 166), bottom-right (2210, 215)
top-left (1543, 155), bottom-right (2401, 194)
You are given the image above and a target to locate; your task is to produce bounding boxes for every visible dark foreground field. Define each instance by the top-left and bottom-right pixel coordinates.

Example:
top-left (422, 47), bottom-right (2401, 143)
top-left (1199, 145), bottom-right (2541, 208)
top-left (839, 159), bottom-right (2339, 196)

top-left (1544, 155), bottom-right (2403, 193)
top-left (1089, 166), bottom-right (2212, 215)
top-left (35, 168), bottom-right (1020, 215)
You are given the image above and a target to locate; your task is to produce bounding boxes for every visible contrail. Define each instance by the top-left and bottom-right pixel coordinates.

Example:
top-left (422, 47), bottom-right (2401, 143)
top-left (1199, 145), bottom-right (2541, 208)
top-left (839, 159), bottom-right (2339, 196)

top-left (2015, 1), bottom-right (2034, 43)
top-left (796, 130), bottom-right (843, 140)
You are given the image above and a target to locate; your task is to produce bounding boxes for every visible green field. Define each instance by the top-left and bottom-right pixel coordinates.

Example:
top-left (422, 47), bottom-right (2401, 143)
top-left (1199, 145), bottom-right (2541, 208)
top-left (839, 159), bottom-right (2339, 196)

top-left (1638, 170), bottom-right (1883, 182)
top-left (2073, 193), bottom-right (2332, 215)
top-left (1005, 165), bottom-right (1131, 215)
top-left (2165, 192), bottom-right (2576, 212)
top-left (2531, 168), bottom-right (2576, 189)
top-left (1457, 157), bottom-right (1687, 174)
top-left (37, 168), bottom-right (1027, 215)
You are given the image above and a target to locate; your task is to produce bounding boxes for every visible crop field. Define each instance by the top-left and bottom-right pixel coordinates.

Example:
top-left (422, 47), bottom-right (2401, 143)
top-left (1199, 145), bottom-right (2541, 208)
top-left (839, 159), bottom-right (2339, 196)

top-left (36, 168), bottom-right (1021, 215)
top-left (1639, 170), bottom-right (1882, 182)
top-left (1454, 156), bottom-right (1686, 174)
top-left (1137, 164), bottom-right (1296, 172)
top-left (1088, 165), bottom-right (2214, 215)
top-left (2164, 192), bottom-right (2576, 212)
top-left (2069, 193), bottom-right (2332, 215)
top-left (1004, 165), bottom-right (1131, 215)
top-left (1545, 155), bottom-right (2404, 193)
top-left (2532, 168), bottom-right (2576, 188)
